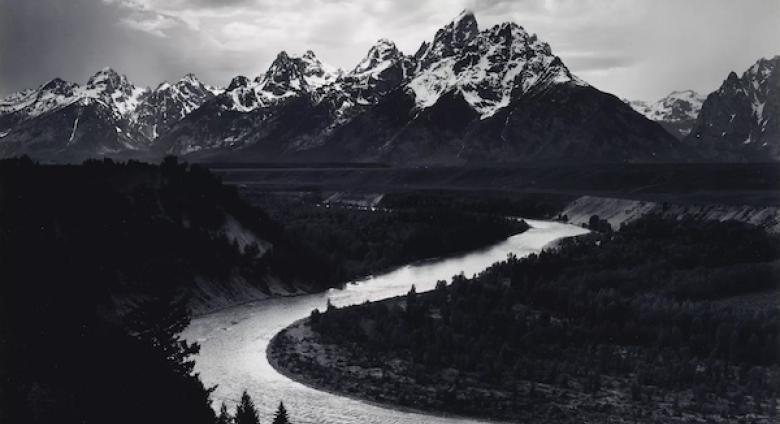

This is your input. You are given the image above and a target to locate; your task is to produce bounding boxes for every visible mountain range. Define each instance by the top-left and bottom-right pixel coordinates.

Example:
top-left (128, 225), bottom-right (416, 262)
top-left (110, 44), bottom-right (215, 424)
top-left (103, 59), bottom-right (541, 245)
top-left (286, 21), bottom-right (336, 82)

top-left (626, 90), bottom-right (706, 139)
top-left (686, 56), bottom-right (779, 161)
top-left (0, 10), bottom-right (777, 164)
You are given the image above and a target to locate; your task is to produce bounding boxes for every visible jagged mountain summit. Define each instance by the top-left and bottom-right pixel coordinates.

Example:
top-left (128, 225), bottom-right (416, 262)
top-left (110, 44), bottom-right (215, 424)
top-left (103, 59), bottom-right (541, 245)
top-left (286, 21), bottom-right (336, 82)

top-left (1, 10), bottom-right (705, 164)
top-left (408, 18), bottom-right (585, 118)
top-left (344, 38), bottom-right (415, 102)
top-left (133, 74), bottom-right (221, 140)
top-left (414, 9), bottom-right (480, 72)
top-left (155, 49), bottom-right (354, 156)
top-left (155, 40), bottom-right (418, 157)
top-left (685, 56), bottom-right (779, 161)
top-left (0, 68), bottom-right (220, 161)
top-left (160, 9), bottom-right (678, 163)
top-left (214, 50), bottom-right (341, 114)
top-left (313, 10), bottom-right (678, 163)
top-left (627, 90), bottom-right (705, 139)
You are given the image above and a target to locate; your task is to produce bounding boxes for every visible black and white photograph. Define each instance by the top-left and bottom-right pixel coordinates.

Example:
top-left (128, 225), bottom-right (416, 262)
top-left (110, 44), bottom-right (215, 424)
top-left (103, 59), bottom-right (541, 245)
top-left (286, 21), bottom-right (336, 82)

top-left (1, 0), bottom-right (779, 423)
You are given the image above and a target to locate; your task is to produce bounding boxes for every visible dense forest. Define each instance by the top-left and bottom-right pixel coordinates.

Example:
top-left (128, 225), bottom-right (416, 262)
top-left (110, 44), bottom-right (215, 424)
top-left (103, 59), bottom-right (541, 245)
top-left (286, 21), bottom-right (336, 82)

top-left (377, 191), bottom-right (572, 220)
top-left (0, 157), bottom-right (530, 423)
top-left (0, 157), bottom-right (304, 424)
top-left (281, 216), bottom-right (780, 422)
top-left (0, 156), bottom-right (335, 296)
top-left (241, 191), bottom-right (530, 282)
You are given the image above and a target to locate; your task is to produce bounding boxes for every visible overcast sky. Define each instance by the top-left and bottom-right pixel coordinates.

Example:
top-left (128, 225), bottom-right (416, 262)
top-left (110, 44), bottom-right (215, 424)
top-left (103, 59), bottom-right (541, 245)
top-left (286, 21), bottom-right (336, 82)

top-left (1, 0), bottom-right (778, 100)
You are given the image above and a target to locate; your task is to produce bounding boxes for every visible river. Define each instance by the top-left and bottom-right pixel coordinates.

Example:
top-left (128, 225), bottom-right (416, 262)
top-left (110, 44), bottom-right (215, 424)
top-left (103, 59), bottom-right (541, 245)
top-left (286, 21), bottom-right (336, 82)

top-left (182, 219), bottom-right (589, 423)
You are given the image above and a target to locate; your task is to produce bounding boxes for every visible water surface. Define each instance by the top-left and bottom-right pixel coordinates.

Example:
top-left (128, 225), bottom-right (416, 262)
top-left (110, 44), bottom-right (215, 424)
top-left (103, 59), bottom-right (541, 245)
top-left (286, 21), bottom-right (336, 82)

top-left (183, 219), bottom-right (588, 423)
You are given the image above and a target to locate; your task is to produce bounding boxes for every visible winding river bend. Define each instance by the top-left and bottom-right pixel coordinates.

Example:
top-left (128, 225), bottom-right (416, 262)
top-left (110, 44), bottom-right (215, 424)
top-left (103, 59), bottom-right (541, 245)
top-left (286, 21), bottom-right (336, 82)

top-left (182, 219), bottom-right (588, 424)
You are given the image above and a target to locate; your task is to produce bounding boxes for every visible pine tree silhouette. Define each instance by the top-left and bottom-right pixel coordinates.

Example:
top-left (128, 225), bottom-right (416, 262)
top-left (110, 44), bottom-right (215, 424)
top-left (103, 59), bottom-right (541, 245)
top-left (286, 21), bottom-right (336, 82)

top-left (234, 391), bottom-right (260, 424)
top-left (216, 402), bottom-right (233, 424)
top-left (272, 401), bottom-right (290, 424)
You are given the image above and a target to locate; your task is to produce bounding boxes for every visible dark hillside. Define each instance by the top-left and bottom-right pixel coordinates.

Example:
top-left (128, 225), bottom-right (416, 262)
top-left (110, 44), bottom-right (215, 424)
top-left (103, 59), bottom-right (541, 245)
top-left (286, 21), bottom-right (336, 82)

top-left (0, 157), bottom-right (321, 424)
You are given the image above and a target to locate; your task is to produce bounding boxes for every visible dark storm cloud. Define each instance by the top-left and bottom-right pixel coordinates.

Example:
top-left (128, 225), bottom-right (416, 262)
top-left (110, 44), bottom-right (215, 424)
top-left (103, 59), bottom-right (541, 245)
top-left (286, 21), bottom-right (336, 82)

top-left (1, 0), bottom-right (779, 100)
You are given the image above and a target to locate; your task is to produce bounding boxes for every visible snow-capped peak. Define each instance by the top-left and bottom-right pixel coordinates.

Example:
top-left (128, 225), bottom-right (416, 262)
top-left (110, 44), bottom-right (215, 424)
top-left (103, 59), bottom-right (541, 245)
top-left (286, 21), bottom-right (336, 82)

top-left (184, 74), bottom-right (222, 96)
top-left (180, 72), bottom-right (199, 83)
top-left (222, 49), bottom-right (340, 110)
top-left (227, 75), bottom-right (251, 91)
top-left (40, 78), bottom-right (79, 94)
top-left (0, 67), bottom-right (150, 121)
top-left (350, 39), bottom-right (404, 78)
top-left (261, 51), bottom-right (303, 94)
top-left (299, 50), bottom-right (341, 88)
top-left (81, 68), bottom-right (148, 117)
top-left (86, 67), bottom-right (131, 93)
top-left (257, 50), bottom-right (339, 94)
top-left (408, 13), bottom-right (583, 118)
top-left (0, 78), bottom-right (81, 117)
top-left (416, 9), bottom-right (480, 71)
top-left (451, 8), bottom-right (479, 39)
top-left (218, 51), bottom-right (314, 113)
top-left (746, 55), bottom-right (778, 83)
top-left (165, 73), bottom-right (222, 96)
top-left (741, 56), bottom-right (778, 130)
top-left (629, 90), bottom-right (705, 122)
top-left (131, 72), bottom-right (220, 139)
top-left (455, 8), bottom-right (475, 22)
top-left (0, 88), bottom-right (38, 115)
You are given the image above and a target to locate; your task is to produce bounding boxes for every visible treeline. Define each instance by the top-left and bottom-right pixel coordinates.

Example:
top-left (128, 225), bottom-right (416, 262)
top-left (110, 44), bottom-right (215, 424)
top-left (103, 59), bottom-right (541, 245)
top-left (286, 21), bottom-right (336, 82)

top-left (0, 156), bottom-right (333, 296)
top-left (311, 215), bottom-right (780, 420)
top-left (378, 191), bottom-right (572, 219)
top-left (243, 191), bottom-right (530, 283)
top-left (0, 157), bottom-right (306, 424)
top-left (217, 392), bottom-right (291, 424)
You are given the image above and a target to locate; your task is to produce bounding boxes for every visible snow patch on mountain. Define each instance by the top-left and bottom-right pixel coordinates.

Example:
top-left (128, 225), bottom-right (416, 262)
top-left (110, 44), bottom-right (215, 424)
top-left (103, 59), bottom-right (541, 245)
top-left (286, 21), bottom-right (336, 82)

top-left (0, 68), bottom-right (218, 136)
top-left (685, 55), bottom-right (779, 159)
top-left (628, 90), bottom-right (705, 122)
top-left (299, 50), bottom-right (341, 88)
top-left (0, 88), bottom-right (38, 115)
top-left (415, 9), bottom-right (479, 72)
top-left (218, 50), bottom-right (340, 113)
top-left (409, 18), bottom-right (585, 118)
top-left (350, 39), bottom-right (404, 78)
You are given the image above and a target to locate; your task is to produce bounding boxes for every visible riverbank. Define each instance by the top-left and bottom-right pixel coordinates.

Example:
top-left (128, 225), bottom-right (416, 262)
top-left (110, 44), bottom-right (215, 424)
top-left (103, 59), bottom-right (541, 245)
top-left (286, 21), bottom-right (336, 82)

top-left (267, 290), bottom-right (780, 424)
top-left (186, 220), bottom-right (590, 424)
top-left (266, 216), bottom-right (780, 423)
top-left (266, 313), bottom-right (505, 423)
top-left (267, 316), bottom-right (652, 423)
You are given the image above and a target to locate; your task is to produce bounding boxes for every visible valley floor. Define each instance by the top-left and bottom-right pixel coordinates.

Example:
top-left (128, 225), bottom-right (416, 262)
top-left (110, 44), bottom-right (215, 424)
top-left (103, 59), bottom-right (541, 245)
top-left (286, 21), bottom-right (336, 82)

top-left (268, 292), bottom-right (780, 424)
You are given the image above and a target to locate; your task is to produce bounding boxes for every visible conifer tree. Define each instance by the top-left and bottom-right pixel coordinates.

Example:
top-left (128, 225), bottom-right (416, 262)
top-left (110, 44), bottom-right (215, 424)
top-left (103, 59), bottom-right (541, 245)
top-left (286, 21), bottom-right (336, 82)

top-left (126, 292), bottom-right (199, 376)
top-left (216, 403), bottom-right (233, 424)
top-left (407, 284), bottom-right (418, 309)
top-left (272, 401), bottom-right (290, 424)
top-left (234, 391), bottom-right (260, 424)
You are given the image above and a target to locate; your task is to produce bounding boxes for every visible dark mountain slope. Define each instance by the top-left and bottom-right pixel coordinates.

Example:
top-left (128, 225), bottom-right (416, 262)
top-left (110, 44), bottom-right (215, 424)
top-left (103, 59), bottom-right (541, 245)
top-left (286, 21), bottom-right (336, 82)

top-left (319, 81), bottom-right (680, 164)
top-left (0, 157), bottom-right (332, 311)
top-left (686, 56), bottom-right (780, 161)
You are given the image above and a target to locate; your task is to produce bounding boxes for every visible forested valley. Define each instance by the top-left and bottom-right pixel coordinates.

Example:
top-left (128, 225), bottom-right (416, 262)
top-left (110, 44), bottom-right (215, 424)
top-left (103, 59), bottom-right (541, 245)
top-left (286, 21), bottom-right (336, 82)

top-left (0, 157), bottom-right (321, 423)
top-left (240, 191), bottom-right (531, 283)
top-left (0, 157), bottom-right (531, 424)
top-left (282, 216), bottom-right (780, 422)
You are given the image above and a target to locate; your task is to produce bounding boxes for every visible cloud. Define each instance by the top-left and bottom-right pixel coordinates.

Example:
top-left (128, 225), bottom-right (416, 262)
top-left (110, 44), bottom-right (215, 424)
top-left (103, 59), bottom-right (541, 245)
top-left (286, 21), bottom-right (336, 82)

top-left (120, 11), bottom-right (181, 37)
top-left (104, 0), bottom-right (186, 36)
top-left (1, 0), bottom-right (779, 100)
top-left (559, 52), bottom-right (638, 72)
